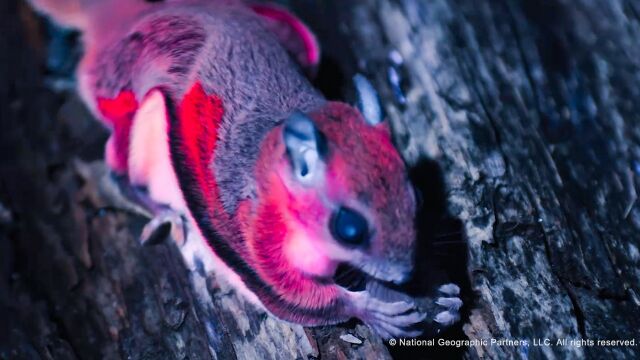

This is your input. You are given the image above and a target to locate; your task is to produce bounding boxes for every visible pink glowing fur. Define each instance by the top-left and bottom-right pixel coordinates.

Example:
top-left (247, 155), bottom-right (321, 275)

top-left (250, 4), bottom-right (320, 69)
top-left (27, 0), bottom-right (451, 339)
top-left (129, 90), bottom-right (186, 209)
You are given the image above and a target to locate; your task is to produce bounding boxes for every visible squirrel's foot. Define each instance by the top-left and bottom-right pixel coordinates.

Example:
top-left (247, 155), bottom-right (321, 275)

top-left (109, 172), bottom-right (187, 246)
top-left (433, 283), bottom-right (462, 327)
top-left (140, 207), bottom-right (187, 246)
top-left (346, 290), bottom-right (426, 340)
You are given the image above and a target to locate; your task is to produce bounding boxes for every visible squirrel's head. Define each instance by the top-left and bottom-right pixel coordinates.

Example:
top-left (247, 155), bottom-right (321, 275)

top-left (254, 77), bottom-right (416, 285)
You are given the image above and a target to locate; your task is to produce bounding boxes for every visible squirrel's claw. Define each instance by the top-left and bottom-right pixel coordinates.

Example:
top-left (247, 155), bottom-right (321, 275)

top-left (140, 209), bottom-right (187, 246)
top-left (109, 172), bottom-right (187, 246)
top-left (434, 283), bottom-right (462, 327)
top-left (347, 290), bottom-right (426, 340)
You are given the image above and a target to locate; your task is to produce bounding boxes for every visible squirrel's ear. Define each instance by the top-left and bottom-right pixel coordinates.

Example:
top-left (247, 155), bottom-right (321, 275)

top-left (353, 74), bottom-right (383, 126)
top-left (251, 3), bottom-right (320, 77)
top-left (283, 111), bottom-right (326, 185)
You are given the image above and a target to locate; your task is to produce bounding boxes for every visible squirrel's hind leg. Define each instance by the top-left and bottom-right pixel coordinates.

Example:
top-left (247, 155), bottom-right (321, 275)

top-left (110, 174), bottom-right (188, 246)
top-left (103, 89), bottom-right (188, 246)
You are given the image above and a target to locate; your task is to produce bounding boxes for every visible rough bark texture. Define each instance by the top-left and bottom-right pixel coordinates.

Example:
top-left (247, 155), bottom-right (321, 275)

top-left (1, 0), bottom-right (640, 359)
top-left (295, 0), bottom-right (640, 358)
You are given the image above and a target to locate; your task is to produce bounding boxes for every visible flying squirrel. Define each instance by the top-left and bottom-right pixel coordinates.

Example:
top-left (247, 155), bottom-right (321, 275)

top-left (29, 0), bottom-right (462, 339)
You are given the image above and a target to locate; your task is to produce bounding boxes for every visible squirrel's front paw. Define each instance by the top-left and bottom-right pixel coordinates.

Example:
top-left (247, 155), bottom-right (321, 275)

top-left (347, 291), bottom-right (426, 340)
top-left (433, 283), bottom-right (462, 327)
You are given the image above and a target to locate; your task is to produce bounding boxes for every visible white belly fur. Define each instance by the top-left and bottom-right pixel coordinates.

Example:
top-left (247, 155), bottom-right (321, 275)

top-left (128, 89), bottom-right (185, 210)
top-left (127, 90), bottom-right (266, 311)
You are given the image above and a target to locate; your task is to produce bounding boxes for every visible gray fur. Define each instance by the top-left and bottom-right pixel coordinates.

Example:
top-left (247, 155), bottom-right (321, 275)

top-left (195, 7), bottom-right (323, 212)
top-left (88, 2), bottom-right (324, 212)
top-left (91, 12), bottom-right (207, 99)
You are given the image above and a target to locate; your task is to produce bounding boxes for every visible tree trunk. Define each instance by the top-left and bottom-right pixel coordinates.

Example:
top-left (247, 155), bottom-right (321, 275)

top-left (1, 0), bottom-right (639, 359)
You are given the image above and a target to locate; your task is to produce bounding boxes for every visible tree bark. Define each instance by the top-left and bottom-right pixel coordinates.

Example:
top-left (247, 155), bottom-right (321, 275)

top-left (2, 0), bottom-right (640, 359)
top-left (294, 0), bottom-right (640, 358)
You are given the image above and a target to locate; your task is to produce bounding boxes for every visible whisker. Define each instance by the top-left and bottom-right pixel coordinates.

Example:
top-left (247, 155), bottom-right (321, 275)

top-left (431, 230), bottom-right (464, 239)
top-left (333, 263), bottom-right (358, 278)
top-left (432, 250), bottom-right (462, 256)
top-left (333, 268), bottom-right (356, 282)
top-left (430, 239), bottom-right (467, 246)
top-left (333, 264), bottom-right (368, 291)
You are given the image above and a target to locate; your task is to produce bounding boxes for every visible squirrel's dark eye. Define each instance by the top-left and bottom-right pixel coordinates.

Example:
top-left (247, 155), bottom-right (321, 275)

top-left (330, 207), bottom-right (369, 247)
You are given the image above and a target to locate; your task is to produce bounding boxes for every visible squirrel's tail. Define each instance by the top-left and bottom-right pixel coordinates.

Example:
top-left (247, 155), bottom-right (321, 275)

top-left (28, 0), bottom-right (158, 31)
top-left (28, 0), bottom-right (90, 29)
